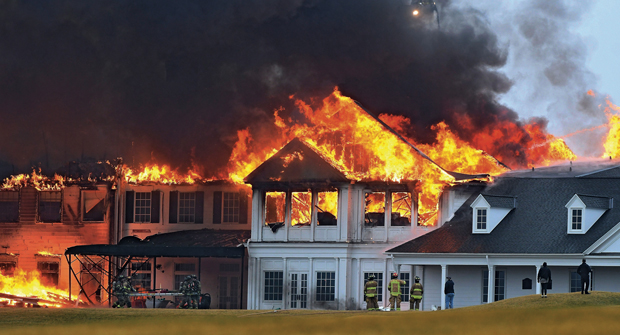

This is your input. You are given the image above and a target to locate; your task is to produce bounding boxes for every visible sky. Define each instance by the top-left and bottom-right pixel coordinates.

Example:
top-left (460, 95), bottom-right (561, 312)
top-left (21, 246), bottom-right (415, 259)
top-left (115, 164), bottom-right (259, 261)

top-left (463, 0), bottom-right (620, 155)
top-left (0, 0), bottom-right (618, 178)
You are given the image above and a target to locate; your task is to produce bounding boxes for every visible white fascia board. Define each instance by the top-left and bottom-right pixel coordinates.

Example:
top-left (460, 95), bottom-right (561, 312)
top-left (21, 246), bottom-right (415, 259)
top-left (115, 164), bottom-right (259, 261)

top-left (470, 194), bottom-right (489, 209)
top-left (565, 194), bottom-right (585, 209)
top-left (584, 220), bottom-right (620, 254)
top-left (566, 195), bottom-right (607, 234)
top-left (388, 252), bottom-right (592, 266)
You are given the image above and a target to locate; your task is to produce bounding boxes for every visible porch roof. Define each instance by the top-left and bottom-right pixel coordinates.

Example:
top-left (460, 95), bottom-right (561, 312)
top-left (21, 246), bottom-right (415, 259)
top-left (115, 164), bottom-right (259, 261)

top-left (65, 229), bottom-right (250, 258)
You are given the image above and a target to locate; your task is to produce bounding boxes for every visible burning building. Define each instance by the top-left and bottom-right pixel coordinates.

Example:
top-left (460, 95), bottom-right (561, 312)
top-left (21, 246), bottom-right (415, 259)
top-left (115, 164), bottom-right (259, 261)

top-left (0, 163), bottom-right (116, 307)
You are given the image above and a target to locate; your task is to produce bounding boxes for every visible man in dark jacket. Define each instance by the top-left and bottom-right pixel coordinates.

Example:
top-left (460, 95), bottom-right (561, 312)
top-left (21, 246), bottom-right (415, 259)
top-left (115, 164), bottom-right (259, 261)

top-left (537, 262), bottom-right (551, 298)
top-left (444, 277), bottom-right (454, 309)
top-left (577, 259), bottom-right (592, 294)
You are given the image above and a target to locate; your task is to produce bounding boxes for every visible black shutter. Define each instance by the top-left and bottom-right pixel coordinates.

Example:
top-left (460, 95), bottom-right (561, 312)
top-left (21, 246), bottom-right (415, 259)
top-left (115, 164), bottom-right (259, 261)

top-left (151, 190), bottom-right (160, 223)
top-left (239, 190), bottom-right (248, 224)
top-left (169, 191), bottom-right (178, 224)
top-left (213, 191), bottom-right (222, 224)
top-left (125, 191), bottom-right (134, 223)
top-left (195, 191), bottom-right (204, 224)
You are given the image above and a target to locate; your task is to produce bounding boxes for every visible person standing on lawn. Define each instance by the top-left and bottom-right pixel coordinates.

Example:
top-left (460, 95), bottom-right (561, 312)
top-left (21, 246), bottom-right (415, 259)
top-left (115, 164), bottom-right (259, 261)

top-left (537, 262), bottom-right (551, 298)
top-left (577, 259), bottom-right (592, 294)
top-left (444, 276), bottom-right (455, 309)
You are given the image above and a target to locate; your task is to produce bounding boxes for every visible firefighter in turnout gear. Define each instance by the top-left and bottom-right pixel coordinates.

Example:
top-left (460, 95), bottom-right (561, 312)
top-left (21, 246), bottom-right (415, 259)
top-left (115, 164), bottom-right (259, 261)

top-left (180, 275), bottom-right (202, 309)
top-left (410, 276), bottom-right (423, 311)
top-left (112, 275), bottom-right (135, 308)
top-left (364, 274), bottom-right (379, 310)
top-left (388, 273), bottom-right (406, 311)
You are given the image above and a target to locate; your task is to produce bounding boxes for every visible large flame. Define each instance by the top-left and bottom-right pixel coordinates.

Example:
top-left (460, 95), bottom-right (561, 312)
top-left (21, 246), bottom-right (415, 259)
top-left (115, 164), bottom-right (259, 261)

top-left (0, 268), bottom-right (74, 307)
top-left (602, 97), bottom-right (620, 159)
top-left (123, 164), bottom-right (205, 185)
top-left (1, 169), bottom-right (66, 191)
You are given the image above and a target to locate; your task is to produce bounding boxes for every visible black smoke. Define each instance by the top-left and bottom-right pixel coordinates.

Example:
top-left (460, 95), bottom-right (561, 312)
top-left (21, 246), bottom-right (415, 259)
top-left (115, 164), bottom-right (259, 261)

top-left (0, 0), bottom-right (551, 178)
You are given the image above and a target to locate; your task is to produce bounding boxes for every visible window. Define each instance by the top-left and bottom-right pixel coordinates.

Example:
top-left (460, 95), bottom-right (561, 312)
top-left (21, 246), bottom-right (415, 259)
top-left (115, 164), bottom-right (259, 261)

top-left (179, 192), bottom-right (196, 223)
top-left (571, 209), bottom-right (582, 230)
top-left (82, 190), bottom-right (105, 222)
top-left (476, 209), bottom-right (487, 230)
top-left (364, 192), bottom-right (385, 227)
top-left (135, 192), bottom-right (151, 223)
top-left (0, 191), bottom-right (19, 222)
top-left (223, 192), bottom-right (240, 223)
top-left (264, 271), bottom-right (284, 301)
top-left (483, 270), bottom-right (505, 303)
top-left (391, 192), bottom-right (412, 226)
top-left (399, 272), bottom-right (410, 302)
top-left (264, 192), bottom-right (285, 226)
top-left (364, 272), bottom-right (384, 302)
top-left (291, 191), bottom-right (311, 226)
top-left (37, 260), bottom-right (60, 286)
top-left (131, 261), bottom-right (152, 291)
top-left (39, 191), bottom-right (62, 222)
top-left (316, 272), bottom-right (336, 302)
top-left (522, 278), bottom-right (532, 290)
top-left (570, 270), bottom-right (581, 292)
top-left (0, 261), bottom-right (16, 276)
top-left (317, 191), bottom-right (338, 226)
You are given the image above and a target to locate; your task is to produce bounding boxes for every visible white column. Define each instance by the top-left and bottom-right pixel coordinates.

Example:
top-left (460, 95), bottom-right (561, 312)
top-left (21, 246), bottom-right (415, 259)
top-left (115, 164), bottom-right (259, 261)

top-left (282, 257), bottom-right (288, 309)
top-left (487, 265), bottom-right (495, 303)
top-left (441, 264), bottom-right (447, 310)
top-left (535, 265), bottom-right (541, 295)
top-left (255, 257), bottom-right (262, 309)
top-left (285, 192), bottom-right (291, 242)
top-left (247, 257), bottom-right (254, 309)
top-left (308, 257), bottom-right (314, 309)
top-left (384, 190), bottom-right (391, 242)
top-left (335, 257), bottom-right (340, 310)
top-left (311, 191), bottom-right (317, 242)
top-left (384, 258), bottom-right (389, 308)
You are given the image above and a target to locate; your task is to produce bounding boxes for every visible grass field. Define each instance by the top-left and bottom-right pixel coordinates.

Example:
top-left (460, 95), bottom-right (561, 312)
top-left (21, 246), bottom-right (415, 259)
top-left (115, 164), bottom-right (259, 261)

top-left (2, 292), bottom-right (620, 335)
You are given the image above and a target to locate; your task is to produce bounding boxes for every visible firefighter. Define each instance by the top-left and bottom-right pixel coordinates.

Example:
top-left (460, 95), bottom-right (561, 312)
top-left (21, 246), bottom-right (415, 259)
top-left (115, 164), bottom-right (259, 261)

top-left (387, 273), bottom-right (405, 311)
top-left (112, 275), bottom-right (135, 308)
top-left (410, 276), bottom-right (423, 311)
top-left (364, 274), bottom-right (379, 311)
top-left (180, 275), bottom-right (201, 309)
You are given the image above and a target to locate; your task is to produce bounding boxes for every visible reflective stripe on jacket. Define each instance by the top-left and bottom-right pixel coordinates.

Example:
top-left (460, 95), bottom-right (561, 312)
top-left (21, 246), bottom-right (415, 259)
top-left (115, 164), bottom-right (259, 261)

top-left (410, 283), bottom-right (423, 299)
top-left (365, 281), bottom-right (378, 297)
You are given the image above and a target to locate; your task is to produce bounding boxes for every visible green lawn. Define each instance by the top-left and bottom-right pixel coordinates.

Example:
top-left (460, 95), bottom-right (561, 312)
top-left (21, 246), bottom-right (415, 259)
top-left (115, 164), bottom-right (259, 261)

top-left (2, 292), bottom-right (620, 335)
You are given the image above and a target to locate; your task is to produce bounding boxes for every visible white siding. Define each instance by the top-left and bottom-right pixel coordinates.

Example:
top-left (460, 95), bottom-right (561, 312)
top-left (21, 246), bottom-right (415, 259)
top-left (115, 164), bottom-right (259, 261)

top-left (506, 266), bottom-right (536, 299)
top-left (422, 266), bottom-right (441, 311)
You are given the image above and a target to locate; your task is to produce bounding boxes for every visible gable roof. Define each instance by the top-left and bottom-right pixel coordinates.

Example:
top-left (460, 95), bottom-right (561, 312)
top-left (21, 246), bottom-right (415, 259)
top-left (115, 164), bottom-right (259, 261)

top-left (388, 172), bottom-right (620, 255)
top-left (244, 138), bottom-right (349, 185)
top-left (481, 195), bottom-right (516, 209)
top-left (576, 195), bottom-right (612, 209)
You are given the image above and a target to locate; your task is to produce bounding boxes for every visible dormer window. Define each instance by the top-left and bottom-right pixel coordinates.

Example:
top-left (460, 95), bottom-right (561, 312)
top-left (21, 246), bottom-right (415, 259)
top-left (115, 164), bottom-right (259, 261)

top-left (476, 209), bottom-right (487, 230)
top-left (571, 209), bottom-right (582, 230)
top-left (470, 194), bottom-right (516, 234)
top-left (565, 194), bottom-right (611, 234)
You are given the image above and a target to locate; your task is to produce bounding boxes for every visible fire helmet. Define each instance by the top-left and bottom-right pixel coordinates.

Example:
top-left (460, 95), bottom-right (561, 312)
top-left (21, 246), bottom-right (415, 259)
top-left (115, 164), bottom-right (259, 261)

top-left (392, 273), bottom-right (398, 279)
top-left (368, 274), bottom-right (375, 280)
top-left (415, 276), bottom-right (420, 282)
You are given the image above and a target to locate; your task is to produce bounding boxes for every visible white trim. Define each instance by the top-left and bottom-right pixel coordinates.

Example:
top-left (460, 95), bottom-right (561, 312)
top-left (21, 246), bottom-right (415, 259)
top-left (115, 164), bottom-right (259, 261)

top-left (584, 221), bottom-right (620, 254)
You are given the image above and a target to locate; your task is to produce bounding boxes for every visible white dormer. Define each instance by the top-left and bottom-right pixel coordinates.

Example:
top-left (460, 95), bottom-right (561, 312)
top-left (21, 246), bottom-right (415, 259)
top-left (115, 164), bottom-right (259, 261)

top-left (470, 194), bottom-right (516, 234)
top-left (565, 194), bottom-right (612, 234)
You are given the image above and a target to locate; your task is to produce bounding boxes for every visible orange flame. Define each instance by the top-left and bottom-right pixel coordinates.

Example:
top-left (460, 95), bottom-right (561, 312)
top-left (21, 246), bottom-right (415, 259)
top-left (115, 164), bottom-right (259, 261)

top-left (602, 98), bottom-right (620, 159)
top-left (123, 164), bottom-right (204, 185)
top-left (0, 268), bottom-right (74, 308)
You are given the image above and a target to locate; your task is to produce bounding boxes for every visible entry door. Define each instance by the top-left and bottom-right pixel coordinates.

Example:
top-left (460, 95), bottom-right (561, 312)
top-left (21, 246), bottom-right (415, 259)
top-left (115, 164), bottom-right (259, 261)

top-left (289, 272), bottom-right (308, 309)
top-left (218, 276), bottom-right (240, 309)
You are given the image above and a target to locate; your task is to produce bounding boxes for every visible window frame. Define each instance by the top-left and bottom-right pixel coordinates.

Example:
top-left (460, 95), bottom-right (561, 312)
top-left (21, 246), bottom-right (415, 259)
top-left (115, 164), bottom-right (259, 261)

top-left (0, 191), bottom-right (20, 223)
top-left (399, 272), bottom-right (410, 302)
top-left (134, 192), bottom-right (152, 223)
top-left (223, 192), bottom-right (240, 223)
top-left (315, 271), bottom-right (336, 302)
top-left (178, 192), bottom-right (196, 223)
top-left (38, 190), bottom-right (62, 223)
top-left (570, 208), bottom-right (583, 231)
top-left (263, 271), bottom-right (284, 301)
top-left (37, 259), bottom-right (60, 287)
top-left (130, 260), bottom-right (152, 291)
top-left (81, 190), bottom-right (106, 222)
top-left (476, 208), bottom-right (487, 231)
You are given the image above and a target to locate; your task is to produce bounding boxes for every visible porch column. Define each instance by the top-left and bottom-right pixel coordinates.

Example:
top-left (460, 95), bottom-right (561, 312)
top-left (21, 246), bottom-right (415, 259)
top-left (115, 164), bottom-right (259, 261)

top-left (283, 257), bottom-right (288, 309)
top-left (383, 258), bottom-right (389, 308)
top-left (487, 265), bottom-right (495, 303)
top-left (441, 264), bottom-right (447, 310)
top-left (308, 257), bottom-right (314, 309)
top-left (535, 265), bottom-right (541, 295)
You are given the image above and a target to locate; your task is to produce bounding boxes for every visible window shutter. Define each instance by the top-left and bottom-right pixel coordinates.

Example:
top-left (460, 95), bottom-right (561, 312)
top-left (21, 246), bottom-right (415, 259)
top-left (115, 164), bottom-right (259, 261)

top-left (195, 191), bottom-right (204, 223)
top-left (125, 191), bottom-right (134, 223)
top-left (239, 190), bottom-right (248, 224)
top-left (151, 190), bottom-right (161, 223)
top-left (169, 191), bottom-right (178, 224)
top-left (213, 191), bottom-right (222, 224)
